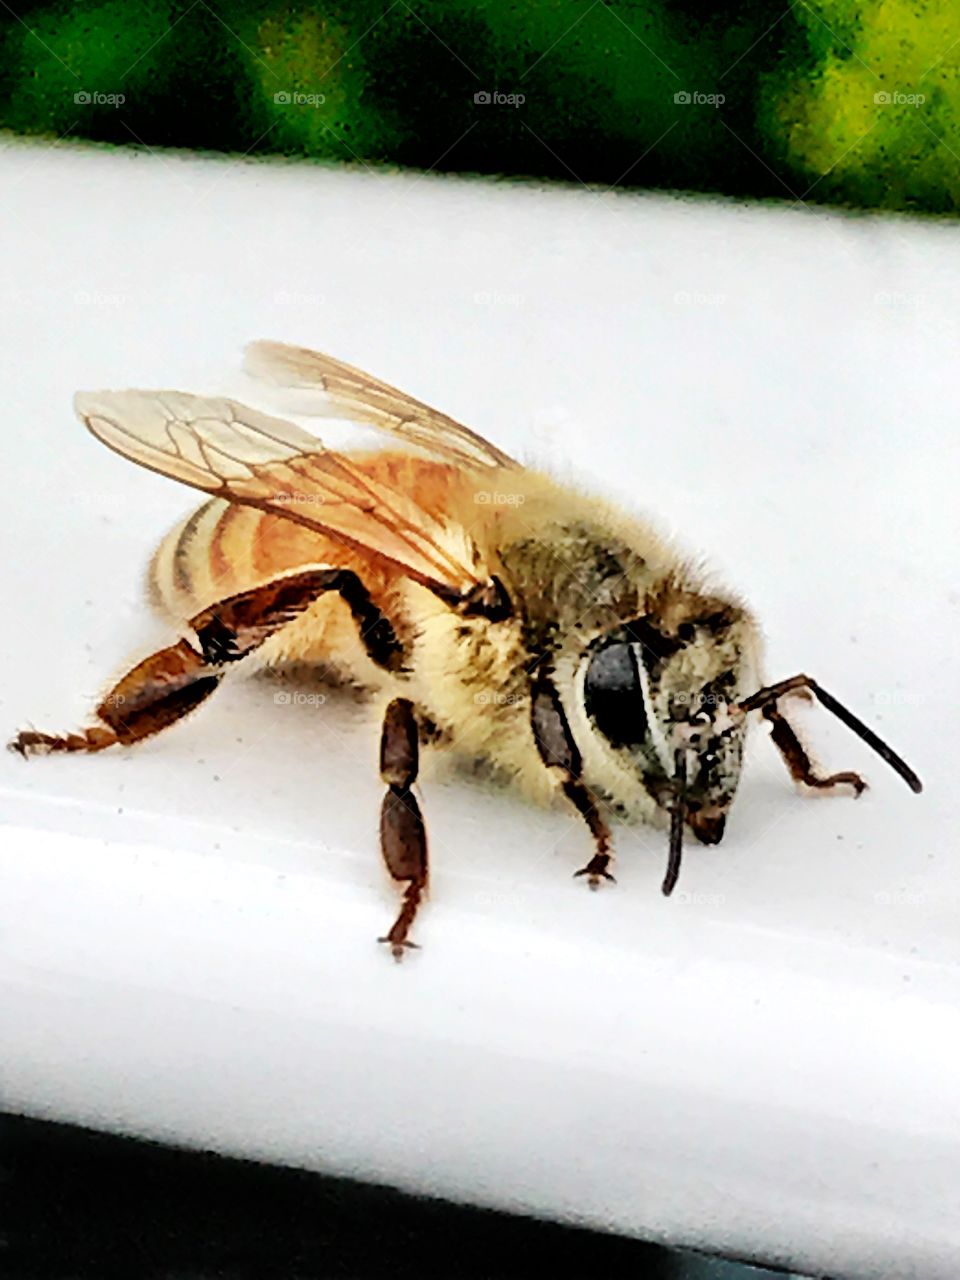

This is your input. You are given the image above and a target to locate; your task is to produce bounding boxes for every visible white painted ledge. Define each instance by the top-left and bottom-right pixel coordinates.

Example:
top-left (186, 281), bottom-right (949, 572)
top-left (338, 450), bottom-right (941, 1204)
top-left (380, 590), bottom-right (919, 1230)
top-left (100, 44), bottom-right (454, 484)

top-left (1, 139), bottom-right (957, 1279)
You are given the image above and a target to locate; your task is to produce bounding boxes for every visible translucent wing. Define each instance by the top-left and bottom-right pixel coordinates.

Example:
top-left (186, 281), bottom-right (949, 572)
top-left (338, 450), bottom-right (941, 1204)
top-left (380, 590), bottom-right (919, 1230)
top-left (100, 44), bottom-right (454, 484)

top-left (74, 389), bottom-right (488, 596)
top-left (244, 340), bottom-right (518, 472)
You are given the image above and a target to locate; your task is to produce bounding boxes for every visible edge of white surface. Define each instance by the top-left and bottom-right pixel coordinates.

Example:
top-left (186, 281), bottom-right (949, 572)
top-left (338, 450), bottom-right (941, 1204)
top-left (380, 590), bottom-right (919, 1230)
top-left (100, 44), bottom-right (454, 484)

top-left (6, 818), bottom-right (960, 1279)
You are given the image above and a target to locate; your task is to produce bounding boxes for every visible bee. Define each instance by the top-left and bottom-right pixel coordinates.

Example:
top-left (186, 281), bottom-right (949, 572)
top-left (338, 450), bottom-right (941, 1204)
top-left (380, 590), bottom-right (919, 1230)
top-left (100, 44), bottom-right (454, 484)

top-left (11, 341), bottom-right (922, 956)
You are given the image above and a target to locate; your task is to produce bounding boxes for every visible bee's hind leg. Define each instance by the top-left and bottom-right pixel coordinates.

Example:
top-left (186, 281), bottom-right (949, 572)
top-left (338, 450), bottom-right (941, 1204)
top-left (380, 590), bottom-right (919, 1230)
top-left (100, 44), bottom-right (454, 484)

top-left (10, 567), bottom-right (401, 758)
top-left (529, 675), bottom-right (614, 887)
top-left (11, 636), bottom-right (227, 758)
top-left (378, 697), bottom-right (429, 960)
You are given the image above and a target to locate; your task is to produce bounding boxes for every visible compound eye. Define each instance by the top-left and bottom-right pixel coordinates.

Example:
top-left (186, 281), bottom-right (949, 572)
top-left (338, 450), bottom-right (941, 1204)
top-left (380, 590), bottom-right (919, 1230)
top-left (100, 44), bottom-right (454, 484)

top-left (584, 640), bottom-right (648, 747)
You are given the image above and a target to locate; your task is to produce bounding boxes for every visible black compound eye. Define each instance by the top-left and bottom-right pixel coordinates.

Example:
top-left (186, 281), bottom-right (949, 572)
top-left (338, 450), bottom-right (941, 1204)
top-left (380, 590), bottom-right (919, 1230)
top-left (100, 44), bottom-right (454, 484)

top-left (584, 640), bottom-right (649, 747)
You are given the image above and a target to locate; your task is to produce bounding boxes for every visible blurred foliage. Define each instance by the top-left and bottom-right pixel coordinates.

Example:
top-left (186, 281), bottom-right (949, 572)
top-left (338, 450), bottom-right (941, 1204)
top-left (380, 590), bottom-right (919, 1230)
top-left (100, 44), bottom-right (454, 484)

top-left (763, 0), bottom-right (960, 213)
top-left (0, 0), bottom-right (955, 213)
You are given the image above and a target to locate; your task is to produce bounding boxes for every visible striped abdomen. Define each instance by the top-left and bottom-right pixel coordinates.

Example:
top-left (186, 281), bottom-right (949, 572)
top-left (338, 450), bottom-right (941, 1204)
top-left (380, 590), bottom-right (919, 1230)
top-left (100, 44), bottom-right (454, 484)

top-left (148, 452), bottom-right (464, 673)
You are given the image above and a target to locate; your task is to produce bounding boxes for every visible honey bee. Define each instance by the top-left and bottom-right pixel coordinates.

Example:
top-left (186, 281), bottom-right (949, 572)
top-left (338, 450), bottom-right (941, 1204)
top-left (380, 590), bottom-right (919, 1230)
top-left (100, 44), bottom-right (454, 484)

top-left (11, 341), bottom-right (922, 956)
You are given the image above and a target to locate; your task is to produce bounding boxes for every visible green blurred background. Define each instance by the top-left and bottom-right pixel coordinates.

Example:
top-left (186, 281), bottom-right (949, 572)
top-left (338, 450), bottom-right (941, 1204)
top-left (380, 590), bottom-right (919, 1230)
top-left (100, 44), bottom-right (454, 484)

top-left (1, 0), bottom-right (956, 213)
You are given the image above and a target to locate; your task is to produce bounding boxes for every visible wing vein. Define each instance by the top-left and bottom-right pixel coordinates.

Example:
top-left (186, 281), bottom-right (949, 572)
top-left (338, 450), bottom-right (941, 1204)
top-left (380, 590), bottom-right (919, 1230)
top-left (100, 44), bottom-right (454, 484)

top-left (74, 377), bottom-right (496, 599)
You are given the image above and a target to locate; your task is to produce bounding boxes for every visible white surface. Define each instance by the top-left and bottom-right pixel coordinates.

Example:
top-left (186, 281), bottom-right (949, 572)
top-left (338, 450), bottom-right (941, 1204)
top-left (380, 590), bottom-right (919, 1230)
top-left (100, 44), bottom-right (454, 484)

top-left (1, 140), bottom-right (958, 1278)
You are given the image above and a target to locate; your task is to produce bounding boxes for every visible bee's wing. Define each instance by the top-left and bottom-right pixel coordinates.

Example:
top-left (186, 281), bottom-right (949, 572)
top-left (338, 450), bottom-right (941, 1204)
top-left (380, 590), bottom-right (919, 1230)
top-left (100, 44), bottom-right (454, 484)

top-left (74, 389), bottom-right (489, 596)
top-left (244, 340), bottom-right (518, 472)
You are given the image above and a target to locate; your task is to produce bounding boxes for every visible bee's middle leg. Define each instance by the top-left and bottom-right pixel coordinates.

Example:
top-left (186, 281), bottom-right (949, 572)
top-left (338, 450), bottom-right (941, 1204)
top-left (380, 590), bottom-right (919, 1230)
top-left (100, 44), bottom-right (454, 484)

top-left (530, 676), bottom-right (614, 886)
top-left (378, 697), bottom-right (429, 959)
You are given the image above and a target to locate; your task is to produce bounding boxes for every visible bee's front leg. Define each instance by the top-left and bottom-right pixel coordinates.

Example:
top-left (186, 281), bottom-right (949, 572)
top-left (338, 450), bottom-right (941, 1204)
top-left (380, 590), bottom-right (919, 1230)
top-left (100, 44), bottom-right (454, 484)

top-left (529, 675), bottom-right (614, 887)
top-left (763, 702), bottom-right (866, 796)
top-left (740, 672), bottom-right (922, 795)
top-left (378, 697), bottom-right (429, 960)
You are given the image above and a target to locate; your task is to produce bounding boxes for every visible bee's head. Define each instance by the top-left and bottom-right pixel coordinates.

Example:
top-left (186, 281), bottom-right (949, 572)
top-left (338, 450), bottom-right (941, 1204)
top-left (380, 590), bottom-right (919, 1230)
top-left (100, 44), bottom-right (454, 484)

top-left (580, 593), bottom-right (759, 870)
